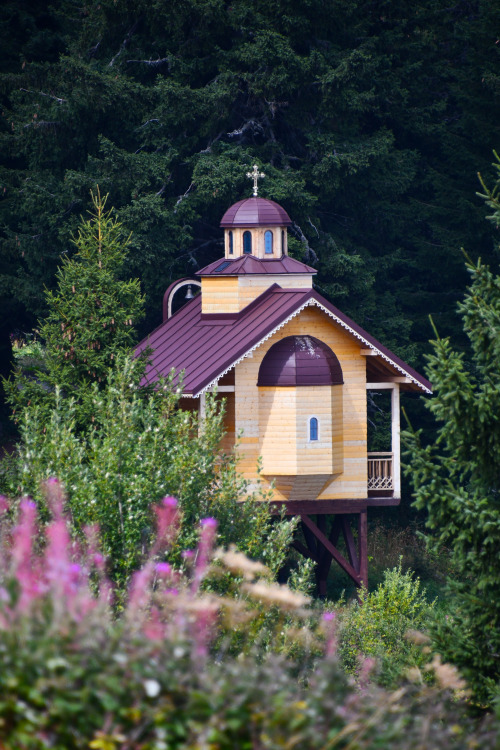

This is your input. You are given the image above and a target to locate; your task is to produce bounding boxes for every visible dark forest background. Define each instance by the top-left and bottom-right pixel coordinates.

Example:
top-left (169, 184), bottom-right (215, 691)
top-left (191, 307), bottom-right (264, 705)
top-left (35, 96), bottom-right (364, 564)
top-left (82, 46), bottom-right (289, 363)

top-left (1, 0), bottom-right (499, 449)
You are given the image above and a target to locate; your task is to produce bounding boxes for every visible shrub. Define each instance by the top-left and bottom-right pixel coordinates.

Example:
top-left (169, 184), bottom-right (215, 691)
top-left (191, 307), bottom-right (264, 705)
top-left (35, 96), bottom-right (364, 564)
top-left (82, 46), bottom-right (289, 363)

top-left (2, 355), bottom-right (297, 585)
top-left (338, 563), bottom-right (435, 687)
top-left (0, 483), bottom-right (497, 750)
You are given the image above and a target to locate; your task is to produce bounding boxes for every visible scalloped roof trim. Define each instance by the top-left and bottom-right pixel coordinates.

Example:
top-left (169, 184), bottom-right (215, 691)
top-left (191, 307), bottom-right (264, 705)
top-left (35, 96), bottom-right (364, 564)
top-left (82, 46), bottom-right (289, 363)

top-left (187, 298), bottom-right (431, 398)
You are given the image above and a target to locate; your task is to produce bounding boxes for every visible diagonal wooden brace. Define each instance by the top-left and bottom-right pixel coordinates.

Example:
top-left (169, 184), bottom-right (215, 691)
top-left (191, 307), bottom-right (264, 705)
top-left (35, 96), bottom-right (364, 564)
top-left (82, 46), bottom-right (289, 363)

top-left (301, 514), bottom-right (362, 587)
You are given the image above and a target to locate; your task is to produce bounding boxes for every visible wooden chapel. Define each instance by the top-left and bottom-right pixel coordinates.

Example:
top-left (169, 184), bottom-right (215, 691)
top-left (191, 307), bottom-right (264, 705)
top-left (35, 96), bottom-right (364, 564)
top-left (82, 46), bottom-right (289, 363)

top-left (137, 167), bottom-right (431, 593)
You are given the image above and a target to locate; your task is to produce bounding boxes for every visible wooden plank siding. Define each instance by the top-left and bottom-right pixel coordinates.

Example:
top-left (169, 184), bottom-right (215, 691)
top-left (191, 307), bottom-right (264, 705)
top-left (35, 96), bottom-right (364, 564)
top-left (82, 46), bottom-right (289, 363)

top-left (202, 274), bottom-right (313, 314)
top-left (201, 277), bottom-right (240, 313)
top-left (234, 306), bottom-right (368, 501)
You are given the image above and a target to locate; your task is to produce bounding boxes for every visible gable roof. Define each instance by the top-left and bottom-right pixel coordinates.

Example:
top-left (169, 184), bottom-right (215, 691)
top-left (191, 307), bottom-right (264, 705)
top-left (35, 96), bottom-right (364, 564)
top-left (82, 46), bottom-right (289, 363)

top-left (136, 285), bottom-right (432, 396)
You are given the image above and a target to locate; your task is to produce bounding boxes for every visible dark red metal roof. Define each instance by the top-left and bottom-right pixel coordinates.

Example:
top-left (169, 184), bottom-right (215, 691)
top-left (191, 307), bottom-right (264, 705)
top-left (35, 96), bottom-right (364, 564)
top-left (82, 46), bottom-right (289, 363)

top-left (220, 197), bottom-right (292, 227)
top-left (197, 255), bottom-right (316, 276)
top-left (136, 285), bottom-right (432, 396)
top-left (258, 336), bottom-right (344, 386)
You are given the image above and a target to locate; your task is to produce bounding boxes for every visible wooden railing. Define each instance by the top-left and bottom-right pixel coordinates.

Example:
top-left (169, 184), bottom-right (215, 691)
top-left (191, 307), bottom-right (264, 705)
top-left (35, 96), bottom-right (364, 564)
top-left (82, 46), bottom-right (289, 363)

top-left (367, 452), bottom-right (393, 491)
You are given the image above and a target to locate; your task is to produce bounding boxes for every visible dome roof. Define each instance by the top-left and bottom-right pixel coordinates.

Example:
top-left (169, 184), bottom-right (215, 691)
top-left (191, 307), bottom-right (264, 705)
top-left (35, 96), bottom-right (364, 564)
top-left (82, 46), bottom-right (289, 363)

top-left (258, 336), bottom-right (343, 387)
top-left (220, 197), bottom-right (292, 228)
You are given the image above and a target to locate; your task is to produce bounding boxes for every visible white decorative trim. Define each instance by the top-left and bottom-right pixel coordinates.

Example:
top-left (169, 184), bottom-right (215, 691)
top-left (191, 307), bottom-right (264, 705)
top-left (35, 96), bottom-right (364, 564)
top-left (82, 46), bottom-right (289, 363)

top-left (187, 297), bottom-right (431, 397)
top-left (308, 299), bottom-right (431, 393)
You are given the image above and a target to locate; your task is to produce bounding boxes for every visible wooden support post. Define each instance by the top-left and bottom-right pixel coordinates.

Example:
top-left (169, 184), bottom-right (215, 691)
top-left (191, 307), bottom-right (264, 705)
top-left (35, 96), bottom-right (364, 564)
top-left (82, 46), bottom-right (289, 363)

top-left (291, 540), bottom-right (318, 563)
top-left (198, 392), bottom-right (206, 435)
top-left (391, 385), bottom-right (401, 498)
top-left (358, 510), bottom-right (368, 588)
top-left (341, 516), bottom-right (359, 572)
top-left (301, 519), bottom-right (318, 559)
top-left (315, 516), bottom-right (334, 596)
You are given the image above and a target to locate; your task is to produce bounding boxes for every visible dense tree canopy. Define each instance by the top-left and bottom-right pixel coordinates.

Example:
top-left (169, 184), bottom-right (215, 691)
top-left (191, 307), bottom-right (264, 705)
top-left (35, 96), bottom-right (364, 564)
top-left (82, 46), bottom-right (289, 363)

top-left (1, 0), bottom-right (499, 388)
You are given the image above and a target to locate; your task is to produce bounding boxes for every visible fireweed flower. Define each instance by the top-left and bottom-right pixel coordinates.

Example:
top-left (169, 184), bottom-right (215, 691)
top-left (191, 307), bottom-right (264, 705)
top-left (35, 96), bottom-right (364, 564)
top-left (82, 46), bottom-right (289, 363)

top-left (192, 518), bottom-right (218, 592)
top-left (151, 497), bottom-right (179, 555)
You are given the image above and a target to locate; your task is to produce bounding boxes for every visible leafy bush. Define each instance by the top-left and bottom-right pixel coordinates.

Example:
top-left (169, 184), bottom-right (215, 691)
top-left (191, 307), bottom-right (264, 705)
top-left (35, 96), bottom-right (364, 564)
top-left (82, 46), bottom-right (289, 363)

top-left (2, 355), bottom-right (297, 584)
top-left (338, 564), bottom-right (434, 687)
top-left (0, 484), bottom-right (497, 750)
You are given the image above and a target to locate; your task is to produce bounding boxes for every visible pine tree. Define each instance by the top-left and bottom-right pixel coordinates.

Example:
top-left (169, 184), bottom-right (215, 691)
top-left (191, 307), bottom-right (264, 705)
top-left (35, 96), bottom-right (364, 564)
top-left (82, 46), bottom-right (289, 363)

top-left (4, 189), bottom-right (144, 427)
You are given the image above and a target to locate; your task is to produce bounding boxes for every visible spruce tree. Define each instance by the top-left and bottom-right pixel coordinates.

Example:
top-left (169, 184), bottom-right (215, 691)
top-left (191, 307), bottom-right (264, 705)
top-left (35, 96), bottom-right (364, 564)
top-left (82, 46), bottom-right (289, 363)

top-left (5, 189), bottom-right (144, 427)
top-left (404, 156), bottom-right (500, 705)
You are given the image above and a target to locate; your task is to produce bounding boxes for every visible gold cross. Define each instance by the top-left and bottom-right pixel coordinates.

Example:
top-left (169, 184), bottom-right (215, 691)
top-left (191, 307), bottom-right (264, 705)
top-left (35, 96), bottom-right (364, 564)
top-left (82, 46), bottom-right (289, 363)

top-left (246, 164), bottom-right (265, 196)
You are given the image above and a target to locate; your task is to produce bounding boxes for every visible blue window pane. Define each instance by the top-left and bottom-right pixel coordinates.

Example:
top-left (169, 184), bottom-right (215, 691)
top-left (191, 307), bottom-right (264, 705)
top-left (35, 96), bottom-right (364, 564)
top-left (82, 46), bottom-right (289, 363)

top-left (229, 231), bottom-right (233, 254)
top-left (264, 230), bottom-right (273, 254)
top-left (310, 417), bottom-right (318, 441)
top-left (243, 231), bottom-right (252, 254)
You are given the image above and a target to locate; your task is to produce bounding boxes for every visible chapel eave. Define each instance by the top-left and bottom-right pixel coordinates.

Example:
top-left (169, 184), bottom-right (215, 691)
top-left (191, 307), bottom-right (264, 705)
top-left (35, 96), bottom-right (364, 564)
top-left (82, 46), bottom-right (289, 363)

top-left (135, 285), bottom-right (432, 397)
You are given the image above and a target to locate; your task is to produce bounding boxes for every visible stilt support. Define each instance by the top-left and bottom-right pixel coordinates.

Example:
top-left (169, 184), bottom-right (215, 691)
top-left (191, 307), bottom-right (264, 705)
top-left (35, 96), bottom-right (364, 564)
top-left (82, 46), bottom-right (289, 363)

top-left (297, 512), bottom-right (369, 593)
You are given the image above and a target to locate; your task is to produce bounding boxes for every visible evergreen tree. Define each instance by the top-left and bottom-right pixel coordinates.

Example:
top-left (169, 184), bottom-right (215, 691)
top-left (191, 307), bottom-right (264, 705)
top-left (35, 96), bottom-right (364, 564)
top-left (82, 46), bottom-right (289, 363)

top-left (4, 188), bottom-right (144, 427)
top-left (1, 0), bottom-right (499, 374)
top-left (404, 155), bottom-right (500, 705)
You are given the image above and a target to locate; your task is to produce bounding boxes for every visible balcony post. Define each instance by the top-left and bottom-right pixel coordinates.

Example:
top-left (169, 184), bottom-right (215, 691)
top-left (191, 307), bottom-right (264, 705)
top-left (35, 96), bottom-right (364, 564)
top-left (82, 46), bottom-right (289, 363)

top-left (199, 392), bottom-right (206, 435)
top-left (391, 385), bottom-right (401, 497)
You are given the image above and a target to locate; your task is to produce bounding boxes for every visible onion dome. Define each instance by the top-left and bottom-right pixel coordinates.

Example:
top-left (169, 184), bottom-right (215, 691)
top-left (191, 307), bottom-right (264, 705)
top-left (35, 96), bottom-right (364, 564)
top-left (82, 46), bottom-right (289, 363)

top-left (220, 197), bottom-right (292, 228)
top-left (257, 336), bottom-right (343, 387)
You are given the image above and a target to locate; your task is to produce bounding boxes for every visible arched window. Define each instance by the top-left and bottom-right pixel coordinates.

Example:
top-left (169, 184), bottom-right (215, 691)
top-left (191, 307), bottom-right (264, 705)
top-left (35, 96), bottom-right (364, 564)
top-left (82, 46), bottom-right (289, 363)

top-left (264, 230), bottom-right (273, 254)
top-left (309, 417), bottom-right (319, 441)
top-left (228, 230), bottom-right (233, 254)
top-left (281, 230), bottom-right (285, 253)
top-left (243, 231), bottom-right (252, 254)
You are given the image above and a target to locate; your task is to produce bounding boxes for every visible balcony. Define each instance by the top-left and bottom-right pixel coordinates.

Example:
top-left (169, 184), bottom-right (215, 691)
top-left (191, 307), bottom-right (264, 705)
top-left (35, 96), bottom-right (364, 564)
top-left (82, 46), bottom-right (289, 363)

top-left (368, 452), bottom-right (393, 493)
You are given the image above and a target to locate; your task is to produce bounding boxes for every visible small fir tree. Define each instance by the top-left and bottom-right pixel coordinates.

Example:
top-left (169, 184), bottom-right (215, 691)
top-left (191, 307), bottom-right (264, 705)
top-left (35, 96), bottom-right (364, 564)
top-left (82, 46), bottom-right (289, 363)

top-left (404, 156), bottom-right (500, 705)
top-left (4, 188), bottom-right (145, 427)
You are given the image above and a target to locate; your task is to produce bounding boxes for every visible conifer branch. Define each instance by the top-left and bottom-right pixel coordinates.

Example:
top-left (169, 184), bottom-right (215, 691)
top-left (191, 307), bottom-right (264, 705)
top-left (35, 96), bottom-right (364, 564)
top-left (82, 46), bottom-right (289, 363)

top-left (108, 21), bottom-right (140, 67)
top-left (20, 89), bottom-right (67, 103)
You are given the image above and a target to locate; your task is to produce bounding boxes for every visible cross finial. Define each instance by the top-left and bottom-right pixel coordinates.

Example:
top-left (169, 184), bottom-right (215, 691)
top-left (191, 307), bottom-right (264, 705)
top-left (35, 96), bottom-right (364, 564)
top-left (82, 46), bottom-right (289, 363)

top-left (246, 164), bottom-right (265, 196)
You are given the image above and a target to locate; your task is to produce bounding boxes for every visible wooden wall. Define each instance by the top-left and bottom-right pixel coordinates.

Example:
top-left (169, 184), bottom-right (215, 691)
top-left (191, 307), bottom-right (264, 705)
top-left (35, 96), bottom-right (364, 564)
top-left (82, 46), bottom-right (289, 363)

top-left (201, 274), bottom-right (312, 313)
top-left (234, 306), bottom-right (367, 501)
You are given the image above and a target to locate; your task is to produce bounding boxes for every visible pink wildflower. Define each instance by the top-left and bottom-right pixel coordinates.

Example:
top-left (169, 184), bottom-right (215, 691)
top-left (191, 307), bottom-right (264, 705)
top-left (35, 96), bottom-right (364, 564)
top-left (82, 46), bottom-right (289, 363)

top-left (128, 562), bottom-right (155, 616)
top-left (143, 605), bottom-right (165, 641)
top-left (358, 656), bottom-right (377, 691)
top-left (192, 518), bottom-right (217, 592)
top-left (11, 499), bottom-right (39, 614)
top-left (151, 497), bottom-right (179, 556)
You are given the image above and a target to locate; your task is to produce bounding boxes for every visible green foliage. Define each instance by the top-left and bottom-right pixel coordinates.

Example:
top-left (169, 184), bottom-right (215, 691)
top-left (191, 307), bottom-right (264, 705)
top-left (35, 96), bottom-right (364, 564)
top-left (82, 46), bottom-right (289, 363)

top-left (1, 192), bottom-right (297, 586)
top-left (404, 158), bottom-right (500, 705)
top-left (338, 564), bottom-right (434, 687)
top-left (0, 490), bottom-right (497, 750)
top-left (4, 189), bottom-right (144, 429)
top-left (2, 354), bottom-right (295, 584)
top-left (1, 0), bottom-right (499, 372)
